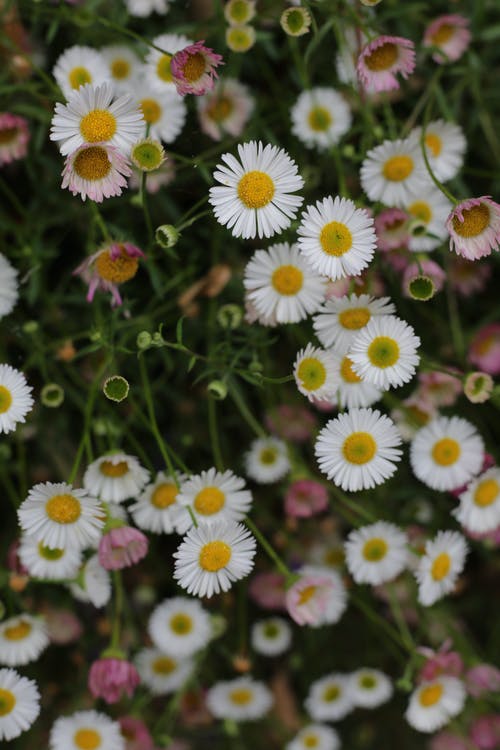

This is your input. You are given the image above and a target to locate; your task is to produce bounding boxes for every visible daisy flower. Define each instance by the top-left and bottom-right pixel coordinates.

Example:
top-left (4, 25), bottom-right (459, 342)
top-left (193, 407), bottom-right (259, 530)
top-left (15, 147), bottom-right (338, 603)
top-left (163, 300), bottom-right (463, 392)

top-left (49, 710), bottom-right (124, 750)
top-left (52, 46), bottom-right (108, 99)
top-left (175, 468), bottom-right (253, 534)
top-left (173, 520), bottom-right (256, 598)
top-left (294, 344), bottom-right (338, 403)
top-left (209, 140), bottom-right (304, 239)
top-left (133, 83), bottom-right (187, 143)
top-left (129, 471), bottom-right (185, 534)
top-left (313, 293), bottom-right (395, 354)
top-left (206, 677), bottom-right (273, 721)
top-left (375, 208), bottom-right (410, 251)
top-left (336, 27), bottom-right (369, 87)
top-left (315, 408), bottom-right (403, 492)
top-left (297, 195), bottom-right (376, 279)
top-left (0, 253), bottom-right (18, 318)
top-left (18, 534), bottom-right (82, 581)
top-left (405, 677), bottom-right (466, 732)
top-left (144, 33), bottom-right (192, 93)
top-left (125, 0), bottom-right (169, 16)
top-left (405, 190), bottom-right (451, 253)
top-left (0, 668), bottom-right (40, 741)
top-left (348, 668), bottom-right (393, 708)
top-left (74, 241), bottom-right (144, 307)
top-left (0, 615), bottom-right (48, 667)
top-left (61, 142), bottom-right (131, 203)
top-left (305, 673), bottom-right (354, 722)
top-left (286, 724), bottom-right (340, 750)
top-left (280, 7), bottom-right (312, 37)
top-left (69, 554), bottom-right (111, 608)
top-left (18, 482), bottom-right (103, 550)
top-left (357, 35), bottom-right (415, 93)
top-left (360, 135), bottom-right (429, 208)
top-left (330, 353), bottom-right (382, 410)
top-left (197, 77), bottom-right (254, 141)
top-left (244, 242), bottom-right (326, 325)
top-left (286, 565), bottom-right (347, 627)
top-left (83, 453), bottom-right (149, 503)
top-left (170, 41), bottom-right (224, 96)
top-left (0, 112), bottom-right (30, 165)
top-left (245, 436), bottom-right (291, 484)
top-left (0, 364), bottom-right (33, 434)
top-left (290, 88), bottom-right (352, 151)
top-left (101, 45), bottom-right (141, 92)
top-left (226, 25), bottom-right (256, 53)
top-left (135, 648), bottom-right (194, 695)
top-left (251, 617), bottom-right (292, 657)
top-left (148, 597), bottom-right (212, 658)
top-left (454, 467), bottom-right (500, 533)
top-left (415, 530), bottom-right (468, 607)
top-left (345, 521), bottom-right (408, 585)
top-left (416, 120), bottom-right (466, 182)
top-left (50, 82), bottom-right (145, 157)
top-left (423, 15), bottom-right (471, 64)
top-left (410, 416), bottom-right (484, 492)
top-left (446, 196), bottom-right (500, 261)
top-left (349, 315), bottom-right (421, 390)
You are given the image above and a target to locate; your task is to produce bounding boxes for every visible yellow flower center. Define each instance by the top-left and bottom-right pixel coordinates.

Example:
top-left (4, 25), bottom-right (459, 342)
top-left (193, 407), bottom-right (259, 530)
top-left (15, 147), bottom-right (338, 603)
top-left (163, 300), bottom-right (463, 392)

top-left (260, 447), bottom-right (277, 465)
top-left (152, 656), bottom-right (176, 675)
top-left (207, 96), bottom-right (233, 122)
top-left (338, 307), bottom-right (371, 330)
top-left (263, 622), bottom-right (279, 638)
top-left (297, 357), bottom-right (327, 392)
top-left (194, 486), bottom-right (226, 515)
top-left (431, 24), bottom-right (454, 45)
top-left (95, 248), bottom-right (139, 284)
top-left (319, 221), bottom-right (353, 256)
top-left (230, 688), bottom-right (252, 705)
top-left (73, 146), bottom-right (111, 181)
top-left (79, 109), bottom-right (117, 143)
top-left (407, 405), bottom-right (430, 427)
top-left (474, 478), bottom-right (499, 507)
top-left (68, 66), bottom-right (92, 90)
top-left (383, 155), bottom-right (414, 182)
top-left (431, 552), bottom-right (451, 581)
top-left (170, 613), bottom-right (193, 635)
top-left (308, 106), bottom-right (332, 132)
top-left (38, 543), bottom-right (65, 560)
top-left (3, 620), bottom-right (32, 640)
top-left (0, 689), bottom-right (16, 717)
top-left (362, 538), bottom-right (388, 562)
top-left (271, 265), bottom-right (303, 295)
top-left (237, 170), bottom-right (275, 209)
top-left (156, 53), bottom-right (173, 82)
top-left (74, 728), bottom-right (102, 750)
top-left (452, 204), bottom-right (490, 238)
top-left (425, 132), bottom-right (442, 157)
top-left (324, 548), bottom-right (344, 567)
top-left (151, 483), bottom-right (178, 509)
top-left (431, 438), bottom-right (460, 467)
top-left (367, 336), bottom-right (400, 368)
top-left (140, 98), bottom-right (162, 125)
top-left (0, 385), bottom-right (13, 413)
top-left (364, 41), bottom-right (398, 71)
top-left (181, 52), bottom-right (206, 83)
top-left (360, 674), bottom-right (377, 689)
top-left (111, 59), bottom-right (131, 79)
top-left (304, 735), bottom-right (320, 748)
top-left (199, 540), bottom-right (232, 571)
top-left (342, 432), bottom-right (377, 465)
top-left (409, 201), bottom-right (432, 224)
top-left (419, 683), bottom-right (444, 707)
top-left (45, 494), bottom-right (81, 524)
top-left (0, 127), bottom-right (18, 144)
top-left (323, 685), bottom-right (340, 702)
top-left (340, 356), bottom-right (362, 383)
top-left (297, 584), bottom-right (317, 606)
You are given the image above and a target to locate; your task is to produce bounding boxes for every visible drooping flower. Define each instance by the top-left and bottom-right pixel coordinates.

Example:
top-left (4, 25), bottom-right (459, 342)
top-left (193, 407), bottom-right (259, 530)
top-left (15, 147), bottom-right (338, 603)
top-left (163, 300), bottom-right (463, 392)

top-left (423, 15), bottom-right (471, 64)
top-left (170, 41), bottom-right (224, 96)
top-left (98, 526), bottom-right (149, 570)
top-left (357, 35), bottom-right (415, 92)
top-left (74, 242), bottom-right (145, 307)
top-left (61, 142), bottom-right (131, 203)
top-left (88, 657), bottom-right (141, 704)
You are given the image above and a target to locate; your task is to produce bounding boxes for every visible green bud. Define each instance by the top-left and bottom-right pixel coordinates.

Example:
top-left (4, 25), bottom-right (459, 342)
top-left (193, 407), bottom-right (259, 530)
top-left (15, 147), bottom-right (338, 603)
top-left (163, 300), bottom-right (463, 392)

top-left (152, 331), bottom-right (165, 346)
top-left (103, 375), bottom-right (129, 403)
top-left (408, 218), bottom-right (428, 237)
top-left (137, 331), bottom-right (152, 350)
top-left (22, 320), bottom-right (38, 335)
top-left (41, 383), bottom-right (64, 408)
top-left (207, 380), bottom-right (228, 400)
top-left (407, 275), bottom-right (435, 302)
top-left (248, 360), bottom-right (263, 373)
top-left (89, 329), bottom-right (101, 342)
top-left (155, 224), bottom-right (180, 249)
top-left (217, 304), bottom-right (243, 330)
top-left (341, 144), bottom-right (356, 159)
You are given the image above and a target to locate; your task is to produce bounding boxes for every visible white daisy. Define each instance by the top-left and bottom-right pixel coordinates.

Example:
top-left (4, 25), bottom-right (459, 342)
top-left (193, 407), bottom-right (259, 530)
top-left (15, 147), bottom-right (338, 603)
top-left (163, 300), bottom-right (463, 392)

top-left (336, 26), bottom-right (369, 86)
top-left (69, 554), bottom-right (111, 608)
top-left (298, 565), bottom-right (348, 626)
top-left (83, 453), bottom-right (150, 503)
top-left (405, 677), bottom-right (466, 733)
top-left (294, 344), bottom-right (338, 403)
top-left (416, 120), bottom-right (466, 183)
top-left (297, 195), bottom-right (376, 279)
top-left (173, 520), bottom-right (256, 598)
top-left (50, 82), bottom-right (145, 157)
top-left (148, 597), bottom-right (212, 658)
top-left (251, 617), bottom-right (292, 657)
top-left (175, 468), bottom-right (253, 534)
top-left (454, 467), bottom-right (500, 533)
top-left (348, 668), bottom-right (393, 708)
top-left (313, 294), bottom-right (396, 354)
top-left (18, 534), bottom-right (82, 581)
top-left (315, 408), bottom-right (402, 492)
top-left (245, 436), bottom-right (291, 484)
top-left (308, 535), bottom-right (345, 569)
top-left (415, 530), bottom-right (468, 607)
top-left (49, 710), bottom-right (125, 750)
top-left (135, 647), bottom-right (194, 695)
top-left (360, 135), bottom-right (429, 208)
top-left (133, 82), bottom-right (187, 143)
top-left (209, 140), bottom-right (304, 239)
top-left (0, 615), bottom-right (49, 667)
top-left (101, 45), bottom-right (141, 92)
top-left (330, 353), bottom-right (383, 409)
top-left (345, 521), bottom-right (408, 585)
top-left (349, 315), bottom-right (421, 390)
top-left (206, 676), bottom-right (273, 721)
top-left (305, 673), bottom-right (354, 722)
top-left (144, 33), bottom-right (193, 93)
top-left (52, 45), bottom-right (108, 99)
top-left (126, 0), bottom-right (170, 17)
top-left (0, 668), bottom-right (40, 742)
top-left (0, 364), bottom-right (33, 434)
top-left (129, 471), bottom-right (185, 534)
top-left (197, 77), bottom-right (255, 141)
top-left (405, 188), bottom-right (451, 252)
top-left (243, 242), bottom-right (326, 325)
top-left (286, 723), bottom-right (340, 750)
top-left (291, 88), bottom-right (352, 151)
top-left (0, 253), bottom-right (18, 318)
top-left (410, 416), bottom-right (484, 492)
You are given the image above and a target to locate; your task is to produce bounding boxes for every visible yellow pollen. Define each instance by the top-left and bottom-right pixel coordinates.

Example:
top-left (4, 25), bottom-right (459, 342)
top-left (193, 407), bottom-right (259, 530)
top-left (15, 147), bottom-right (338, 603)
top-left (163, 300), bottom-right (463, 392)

top-left (74, 728), bottom-right (102, 750)
top-left (38, 543), bottom-right (65, 560)
top-left (383, 155), bottom-right (414, 182)
top-left (319, 221), bottom-right (353, 256)
top-left (367, 336), bottom-right (400, 368)
top-left (140, 98), bottom-right (162, 125)
top-left (230, 688), bottom-right (252, 705)
top-left (323, 685), bottom-right (340, 702)
top-left (79, 109), bottom-right (117, 143)
top-left (425, 133), bottom-right (442, 157)
top-left (431, 438), bottom-right (460, 467)
top-left (271, 265), bottom-right (303, 295)
top-left (152, 656), bottom-right (176, 675)
top-left (0, 385), bottom-right (12, 413)
top-left (360, 674), bottom-right (377, 689)
top-left (207, 96), bottom-right (233, 122)
top-left (170, 613), bottom-right (193, 635)
top-left (297, 584), bottom-right (317, 606)
top-left (3, 620), bottom-right (32, 641)
top-left (68, 66), bottom-right (92, 90)
top-left (73, 146), bottom-right (111, 181)
top-left (338, 307), bottom-right (371, 330)
top-left (419, 683), bottom-right (444, 707)
top-left (181, 52), bottom-right (206, 83)
top-left (308, 106), bottom-right (332, 132)
top-left (260, 448), bottom-right (277, 465)
top-left (95, 248), bottom-right (139, 284)
top-left (362, 538), bottom-right (388, 562)
top-left (364, 41), bottom-right (398, 71)
top-left (409, 201), bottom-right (432, 224)
top-left (474, 479), bottom-right (499, 507)
top-left (100, 459), bottom-right (130, 476)
top-left (452, 204), bottom-right (490, 238)
top-left (237, 170), bottom-right (275, 209)
top-left (431, 552), bottom-right (451, 581)
top-left (111, 59), bottom-right (130, 79)
top-left (431, 24), bottom-right (454, 45)
top-left (199, 540), bottom-right (231, 571)
top-left (342, 432), bottom-right (377, 465)
top-left (0, 127), bottom-right (17, 144)
top-left (0, 689), bottom-right (16, 717)
top-left (46, 494), bottom-right (81, 524)
top-left (151, 483), bottom-right (178, 509)
top-left (304, 735), bottom-right (320, 748)
top-left (194, 486), bottom-right (226, 516)
top-left (297, 357), bottom-right (327, 392)
top-left (156, 53), bottom-right (173, 82)
top-left (340, 356), bottom-right (362, 383)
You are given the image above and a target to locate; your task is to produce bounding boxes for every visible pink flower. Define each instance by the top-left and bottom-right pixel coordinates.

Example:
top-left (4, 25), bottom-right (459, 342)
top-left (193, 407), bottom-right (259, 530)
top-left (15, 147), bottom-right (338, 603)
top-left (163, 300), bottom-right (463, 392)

top-left (469, 323), bottom-right (500, 375)
top-left (466, 524), bottom-right (500, 547)
top-left (417, 371), bottom-right (462, 408)
top-left (449, 257), bottom-right (490, 297)
top-left (0, 112), bottom-right (30, 165)
top-left (284, 479), bottom-right (328, 518)
top-left (98, 526), bottom-right (149, 570)
top-left (417, 641), bottom-right (463, 682)
top-left (265, 404), bottom-right (317, 442)
top-left (285, 572), bottom-right (337, 626)
top-left (403, 259), bottom-right (446, 298)
top-left (170, 41), bottom-right (224, 96)
top-left (446, 196), bottom-right (500, 261)
top-left (248, 571), bottom-right (287, 610)
top-left (423, 15), bottom-right (471, 64)
top-left (357, 35), bottom-right (415, 92)
top-left (118, 716), bottom-right (154, 750)
top-left (375, 208), bottom-right (410, 251)
top-left (465, 664), bottom-right (500, 697)
top-left (74, 241), bottom-right (144, 307)
top-left (61, 143), bottom-right (132, 203)
top-left (88, 657), bottom-right (141, 704)
top-left (44, 608), bottom-right (83, 645)
top-left (469, 715), bottom-right (500, 750)
top-left (430, 732), bottom-right (471, 750)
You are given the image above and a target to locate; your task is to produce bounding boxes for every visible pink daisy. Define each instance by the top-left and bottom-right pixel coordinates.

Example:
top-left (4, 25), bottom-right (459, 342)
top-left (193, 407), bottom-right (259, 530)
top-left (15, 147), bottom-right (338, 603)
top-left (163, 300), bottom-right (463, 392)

top-left (448, 256), bottom-right (490, 297)
top-left (0, 112), bottom-right (30, 165)
top-left (357, 35), bottom-right (415, 93)
top-left (197, 78), bottom-right (254, 141)
top-left (446, 196), bottom-right (500, 260)
top-left (88, 656), bottom-right (141, 703)
top-left (286, 572), bottom-right (338, 626)
top-left (61, 142), bottom-right (131, 203)
top-left (284, 479), bottom-right (328, 519)
top-left (375, 207), bottom-right (410, 251)
top-left (423, 15), bottom-right (471, 64)
top-left (170, 41), bottom-right (224, 96)
top-left (468, 323), bottom-right (500, 375)
top-left (74, 241), bottom-right (144, 306)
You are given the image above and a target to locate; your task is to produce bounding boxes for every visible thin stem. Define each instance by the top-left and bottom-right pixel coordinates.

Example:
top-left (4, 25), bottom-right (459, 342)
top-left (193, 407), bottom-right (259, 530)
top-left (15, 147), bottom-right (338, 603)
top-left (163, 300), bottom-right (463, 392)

top-left (350, 593), bottom-right (409, 660)
top-left (245, 516), bottom-right (293, 580)
top-left (331, 147), bottom-right (348, 198)
top-left (140, 172), bottom-right (154, 247)
top-left (228, 380), bottom-right (265, 438)
top-left (110, 571), bottom-right (124, 650)
top-left (208, 398), bottom-right (224, 472)
top-left (68, 360), bottom-right (109, 484)
top-left (90, 202), bottom-right (112, 243)
top-left (444, 256), bottom-right (466, 363)
top-left (420, 103), bottom-right (458, 205)
top-left (388, 584), bottom-right (415, 654)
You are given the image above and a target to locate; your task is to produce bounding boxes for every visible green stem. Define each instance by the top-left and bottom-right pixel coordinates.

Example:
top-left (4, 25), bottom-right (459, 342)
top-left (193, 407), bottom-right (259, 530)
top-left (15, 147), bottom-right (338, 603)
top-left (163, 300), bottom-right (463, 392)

top-left (208, 397), bottom-right (224, 472)
top-left (444, 256), bottom-right (466, 362)
top-left (228, 380), bottom-right (265, 438)
top-left (110, 570), bottom-right (124, 650)
top-left (331, 146), bottom-right (348, 198)
top-left (350, 593), bottom-right (408, 660)
top-left (140, 172), bottom-right (154, 247)
top-left (420, 101), bottom-right (458, 205)
top-left (90, 202), bottom-right (111, 243)
top-left (388, 584), bottom-right (415, 654)
top-left (68, 360), bottom-right (108, 484)
top-left (245, 516), bottom-right (293, 581)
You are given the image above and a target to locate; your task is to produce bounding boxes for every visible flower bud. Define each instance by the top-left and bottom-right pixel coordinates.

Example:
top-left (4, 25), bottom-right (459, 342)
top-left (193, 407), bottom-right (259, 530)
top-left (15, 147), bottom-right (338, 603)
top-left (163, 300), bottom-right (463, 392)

top-left (463, 371), bottom-right (494, 403)
top-left (217, 304), bottom-right (243, 330)
top-left (136, 331), bottom-right (152, 350)
top-left (41, 383), bottom-right (64, 408)
top-left (407, 275), bottom-right (435, 301)
top-left (280, 7), bottom-right (311, 37)
top-left (207, 380), bottom-right (228, 400)
top-left (155, 224), bottom-right (180, 249)
top-left (103, 375), bottom-right (129, 403)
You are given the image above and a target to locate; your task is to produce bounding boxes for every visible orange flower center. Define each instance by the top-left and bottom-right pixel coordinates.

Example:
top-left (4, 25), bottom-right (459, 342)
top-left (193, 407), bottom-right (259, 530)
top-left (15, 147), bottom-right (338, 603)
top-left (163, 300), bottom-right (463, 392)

top-left (151, 483), bottom-right (178, 509)
top-left (95, 248), bottom-right (139, 284)
top-left (100, 459), bottom-right (130, 476)
top-left (73, 146), bottom-right (111, 181)
top-left (181, 52), bottom-right (206, 83)
top-left (364, 42), bottom-right (398, 71)
top-left (452, 204), bottom-right (490, 238)
top-left (45, 494), bottom-right (81, 524)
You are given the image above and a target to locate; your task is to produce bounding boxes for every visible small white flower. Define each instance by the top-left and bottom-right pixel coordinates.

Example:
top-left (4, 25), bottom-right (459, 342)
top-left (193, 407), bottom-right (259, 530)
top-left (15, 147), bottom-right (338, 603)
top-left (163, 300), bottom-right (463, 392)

top-left (0, 364), bottom-right (33, 434)
top-left (245, 436), bottom-right (291, 484)
top-left (83, 453), bottom-right (150, 503)
top-left (69, 554), bottom-right (111, 608)
top-left (132, 82), bottom-right (187, 143)
top-left (329, 353), bottom-right (383, 410)
top-left (18, 534), bottom-right (82, 581)
top-left (454, 467), bottom-right (500, 533)
top-left (135, 648), bottom-right (194, 695)
top-left (251, 617), bottom-right (292, 657)
top-left (294, 344), bottom-right (338, 402)
top-left (175, 467), bottom-right (253, 533)
top-left (313, 294), bottom-right (396, 354)
top-left (206, 676), bottom-right (273, 721)
top-left (0, 254), bottom-right (19, 318)
top-left (52, 45), bottom-right (108, 99)
top-left (49, 709), bottom-right (125, 750)
top-left (416, 119), bottom-right (466, 182)
top-left (148, 597), bottom-right (212, 658)
top-left (305, 673), bottom-right (354, 722)
top-left (101, 45), bottom-right (141, 92)
top-left (291, 88), bottom-right (352, 151)
top-left (347, 668), bottom-right (393, 708)
top-left (415, 530), bottom-right (468, 607)
top-left (0, 615), bottom-right (49, 667)
top-left (286, 723), bottom-right (340, 750)
top-left (0, 668), bottom-right (40, 741)
top-left (405, 188), bottom-right (452, 252)
top-left (405, 677), bottom-right (466, 733)
top-left (125, 0), bottom-right (170, 17)
top-left (345, 522), bottom-right (408, 585)
top-left (129, 471), bottom-right (185, 534)
top-left (144, 33), bottom-right (193, 93)
top-left (360, 135), bottom-right (429, 208)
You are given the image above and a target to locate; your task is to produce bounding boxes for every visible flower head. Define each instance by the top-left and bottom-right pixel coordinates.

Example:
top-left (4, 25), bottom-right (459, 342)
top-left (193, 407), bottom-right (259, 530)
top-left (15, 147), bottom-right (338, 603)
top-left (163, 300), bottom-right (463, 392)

top-left (61, 143), bottom-right (131, 203)
top-left (0, 668), bottom-right (40, 741)
top-left (88, 657), bottom-right (140, 704)
top-left (74, 243), bottom-right (145, 307)
top-left (0, 364), bottom-right (33, 434)
top-left (446, 196), bottom-right (500, 260)
top-left (357, 35), bottom-right (415, 92)
top-left (197, 78), bottom-right (254, 141)
top-left (98, 526), bottom-right (149, 570)
top-left (286, 566), bottom-right (347, 626)
top-left (0, 113), bottom-right (30, 165)
top-left (284, 479), bottom-right (328, 518)
top-left (423, 15), bottom-right (471, 64)
top-left (405, 677), bottom-right (466, 733)
top-left (171, 41), bottom-right (224, 96)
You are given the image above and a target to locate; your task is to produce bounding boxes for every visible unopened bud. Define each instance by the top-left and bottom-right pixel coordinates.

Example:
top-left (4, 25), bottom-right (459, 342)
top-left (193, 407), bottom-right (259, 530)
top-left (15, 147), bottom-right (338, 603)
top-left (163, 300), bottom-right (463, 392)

top-left (407, 275), bottom-right (435, 301)
top-left (41, 383), bottom-right (64, 408)
top-left (217, 304), bottom-right (243, 330)
top-left (464, 371), bottom-right (494, 404)
top-left (155, 224), bottom-right (180, 249)
top-left (137, 331), bottom-right (152, 350)
top-left (207, 380), bottom-right (228, 400)
top-left (103, 375), bottom-right (129, 403)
